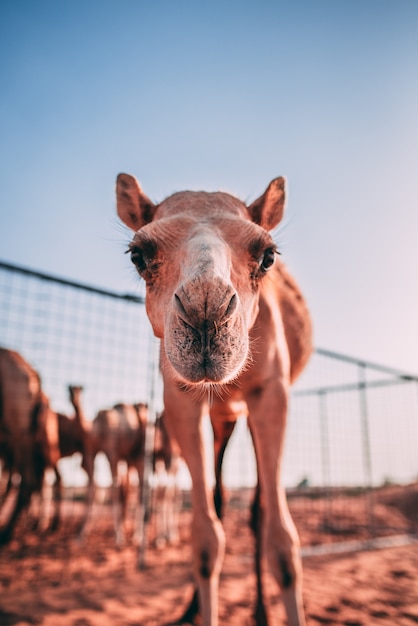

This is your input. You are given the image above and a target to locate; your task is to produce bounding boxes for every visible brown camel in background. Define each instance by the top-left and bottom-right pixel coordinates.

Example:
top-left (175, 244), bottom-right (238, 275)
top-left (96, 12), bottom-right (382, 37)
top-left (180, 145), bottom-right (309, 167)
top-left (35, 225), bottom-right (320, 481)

top-left (0, 348), bottom-right (60, 545)
top-left (71, 394), bottom-right (149, 545)
top-left (0, 351), bottom-right (179, 547)
top-left (117, 173), bottom-right (313, 626)
top-left (93, 401), bottom-right (148, 545)
top-left (0, 383), bottom-right (93, 534)
top-left (45, 385), bottom-right (93, 532)
top-left (68, 387), bottom-right (182, 548)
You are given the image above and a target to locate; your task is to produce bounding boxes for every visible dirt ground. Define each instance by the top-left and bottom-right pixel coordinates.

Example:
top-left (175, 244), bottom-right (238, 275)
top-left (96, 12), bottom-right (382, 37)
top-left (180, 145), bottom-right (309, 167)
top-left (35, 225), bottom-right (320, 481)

top-left (0, 485), bottom-right (417, 626)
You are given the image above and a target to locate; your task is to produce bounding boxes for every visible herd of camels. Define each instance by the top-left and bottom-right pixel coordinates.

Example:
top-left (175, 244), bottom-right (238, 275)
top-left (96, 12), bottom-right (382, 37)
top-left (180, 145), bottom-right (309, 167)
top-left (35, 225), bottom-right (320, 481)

top-left (0, 349), bottom-right (180, 549)
top-left (0, 174), bottom-right (313, 626)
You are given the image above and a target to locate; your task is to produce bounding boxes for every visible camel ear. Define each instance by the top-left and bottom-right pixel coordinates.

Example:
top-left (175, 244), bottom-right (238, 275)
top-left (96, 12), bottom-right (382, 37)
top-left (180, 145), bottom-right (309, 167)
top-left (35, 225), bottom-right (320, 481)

top-left (116, 173), bottom-right (156, 231)
top-left (247, 177), bottom-right (286, 231)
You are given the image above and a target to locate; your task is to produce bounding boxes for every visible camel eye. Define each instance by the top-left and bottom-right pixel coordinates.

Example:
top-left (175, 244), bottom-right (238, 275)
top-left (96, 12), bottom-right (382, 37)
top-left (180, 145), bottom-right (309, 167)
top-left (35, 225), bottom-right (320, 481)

top-left (260, 248), bottom-right (276, 272)
top-left (130, 246), bottom-right (147, 272)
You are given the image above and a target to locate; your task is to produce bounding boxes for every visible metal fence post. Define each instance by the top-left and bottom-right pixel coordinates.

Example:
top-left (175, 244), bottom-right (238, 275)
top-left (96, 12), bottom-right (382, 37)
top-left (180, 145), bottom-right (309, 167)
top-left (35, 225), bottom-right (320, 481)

top-left (319, 390), bottom-right (331, 487)
top-left (319, 389), bottom-right (333, 527)
top-left (358, 364), bottom-right (373, 486)
top-left (137, 332), bottom-right (159, 570)
top-left (358, 363), bottom-right (374, 532)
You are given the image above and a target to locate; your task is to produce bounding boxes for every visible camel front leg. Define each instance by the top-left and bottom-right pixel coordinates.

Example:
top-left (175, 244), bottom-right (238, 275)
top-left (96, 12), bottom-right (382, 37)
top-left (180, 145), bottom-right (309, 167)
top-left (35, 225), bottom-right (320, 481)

top-left (164, 392), bottom-right (225, 626)
top-left (211, 419), bottom-right (236, 520)
top-left (134, 459), bottom-right (146, 549)
top-left (247, 380), bottom-right (306, 626)
top-left (79, 453), bottom-right (95, 541)
top-left (49, 466), bottom-right (62, 532)
top-left (107, 457), bottom-right (125, 546)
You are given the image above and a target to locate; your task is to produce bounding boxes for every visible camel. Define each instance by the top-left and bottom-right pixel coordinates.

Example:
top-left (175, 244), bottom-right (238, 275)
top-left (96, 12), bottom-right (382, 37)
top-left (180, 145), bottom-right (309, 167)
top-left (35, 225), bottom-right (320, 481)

top-left (46, 385), bottom-right (93, 532)
top-left (97, 401), bottom-right (149, 545)
top-left (0, 348), bottom-right (60, 544)
top-left (67, 384), bottom-right (181, 548)
top-left (65, 384), bottom-right (97, 538)
top-left (116, 173), bottom-right (313, 626)
top-left (0, 385), bottom-right (93, 534)
top-left (75, 398), bottom-right (149, 545)
top-left (59, 387), bottom-right (90, 462)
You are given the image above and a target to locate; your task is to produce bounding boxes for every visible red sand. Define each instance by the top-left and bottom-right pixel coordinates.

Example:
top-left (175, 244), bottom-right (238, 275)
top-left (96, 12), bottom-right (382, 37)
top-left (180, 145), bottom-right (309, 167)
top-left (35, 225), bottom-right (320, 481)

top-left (0, 485), bottom-right (417, 625)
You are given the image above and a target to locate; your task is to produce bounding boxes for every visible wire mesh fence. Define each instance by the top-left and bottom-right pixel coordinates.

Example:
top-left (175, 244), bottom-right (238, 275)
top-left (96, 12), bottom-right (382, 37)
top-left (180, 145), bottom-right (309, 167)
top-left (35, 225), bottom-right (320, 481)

top-left (1, 259), bottom-right (417, 547)
top-left (0, 260), bottom-right (157, 414)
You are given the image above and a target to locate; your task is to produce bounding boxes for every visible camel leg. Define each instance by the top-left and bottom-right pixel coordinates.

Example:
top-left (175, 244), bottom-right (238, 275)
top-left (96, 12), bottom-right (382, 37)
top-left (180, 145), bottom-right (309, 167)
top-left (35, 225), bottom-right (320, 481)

top-left (1, 473), bottom-right (13, 502)
top-left (112, 479), bottom-right (124, 546)
top-left (249, 481), bottom-right (269, 626)
top-left (49, 467), bottom-right (61, 532)
top-left (0, 478), bottom-right (32, 545)
top-left (212, 420), bottom-right (236, 519)
top-left (153, 465), bottom-right (179, 548)
top-left (79, 454), bottom-right (95, 540)
top-left (28, 445), bottom-right (47, 531)
top-left (120, 471), bottom-right (130, 531)
top-left (165, 477), bottom-right (180, 544)
top-left (109, 459), bottom-right (125, 546)
top-left (153, 480), bottom-right (165, 547)
top-left (0, 472), bottom-right (13, 506)
top-left (134, 462), bottom-right (146, 548)
top-left (153, 472), bottom-right (173, 548)
top-left (168, 417), bottom-right (236, 625)
top-left (0, 459), bottom-right (14, 504)
top-left (247, 381), bottom-right (305, 626)
top-left (164, 396), bottom-right (225, 626)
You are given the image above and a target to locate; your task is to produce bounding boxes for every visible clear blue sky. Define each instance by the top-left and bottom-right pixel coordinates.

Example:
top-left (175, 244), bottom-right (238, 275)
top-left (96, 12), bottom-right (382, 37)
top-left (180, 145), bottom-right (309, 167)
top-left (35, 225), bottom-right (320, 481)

top-left (1, 0), bottom-right (418, 372)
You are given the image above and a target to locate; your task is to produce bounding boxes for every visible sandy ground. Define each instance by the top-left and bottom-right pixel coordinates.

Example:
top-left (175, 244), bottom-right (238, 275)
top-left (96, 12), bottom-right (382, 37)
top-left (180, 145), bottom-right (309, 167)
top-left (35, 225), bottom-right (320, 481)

top-left (0, 485), bottom-right (417, 626)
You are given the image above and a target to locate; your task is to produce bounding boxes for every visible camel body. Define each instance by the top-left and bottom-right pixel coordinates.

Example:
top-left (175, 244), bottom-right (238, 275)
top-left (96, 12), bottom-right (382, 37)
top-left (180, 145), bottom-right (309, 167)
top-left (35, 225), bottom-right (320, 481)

top-left (90, 402), bottom-right (148, 545)
top-left (66, 385), bottom-right (180, 547)
top-left (117, 174), bottom-right (313, 626)
top-left (0, 348), bottom-right (60, 543)
top-left (64, 393), bottom-right (148, 544)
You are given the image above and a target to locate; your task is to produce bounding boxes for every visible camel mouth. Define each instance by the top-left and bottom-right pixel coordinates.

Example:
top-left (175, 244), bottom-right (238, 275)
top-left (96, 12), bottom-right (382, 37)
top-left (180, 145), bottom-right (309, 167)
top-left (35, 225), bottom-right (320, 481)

top-left (164, 314), bottom-right (249, 386)
top-left (167, 351), bottom-right (246, 386)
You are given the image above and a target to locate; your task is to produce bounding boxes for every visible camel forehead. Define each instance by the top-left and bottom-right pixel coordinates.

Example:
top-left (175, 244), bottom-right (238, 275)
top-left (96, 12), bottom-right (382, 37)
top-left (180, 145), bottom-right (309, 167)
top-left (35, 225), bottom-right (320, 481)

top-left (154, 190), bottom-right (249, 220)
top-left (130, 187), bottom-right (275, 272)
top-left (137, 209), bottom-right (270, 252)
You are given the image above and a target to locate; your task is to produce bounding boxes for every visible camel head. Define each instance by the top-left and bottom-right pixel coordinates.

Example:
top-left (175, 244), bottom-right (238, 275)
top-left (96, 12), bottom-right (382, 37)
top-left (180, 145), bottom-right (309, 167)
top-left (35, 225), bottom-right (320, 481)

top-left (68, 385), bottom-right (84, 405)
top-left (134, 402), bottom-right (148, 425)
top-left (117, 174), bottom-right (286, 387)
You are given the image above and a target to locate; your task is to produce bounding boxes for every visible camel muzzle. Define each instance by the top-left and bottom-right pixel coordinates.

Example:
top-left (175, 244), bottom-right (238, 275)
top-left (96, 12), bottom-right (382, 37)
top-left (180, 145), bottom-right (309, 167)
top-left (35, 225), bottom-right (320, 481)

top-left (165, 288), bottom-right (248, 385)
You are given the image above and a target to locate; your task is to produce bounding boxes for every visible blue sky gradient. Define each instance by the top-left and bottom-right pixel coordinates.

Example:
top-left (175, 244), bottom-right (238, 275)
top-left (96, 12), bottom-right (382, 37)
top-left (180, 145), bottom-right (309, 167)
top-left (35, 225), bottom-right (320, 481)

top-left (1, 0), bottom-right (418, 371)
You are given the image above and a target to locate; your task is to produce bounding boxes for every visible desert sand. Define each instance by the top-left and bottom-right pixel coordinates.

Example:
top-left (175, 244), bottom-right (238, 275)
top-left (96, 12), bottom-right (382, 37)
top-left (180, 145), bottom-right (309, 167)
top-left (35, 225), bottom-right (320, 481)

top-left (0, 485), bottom-right (417, 626)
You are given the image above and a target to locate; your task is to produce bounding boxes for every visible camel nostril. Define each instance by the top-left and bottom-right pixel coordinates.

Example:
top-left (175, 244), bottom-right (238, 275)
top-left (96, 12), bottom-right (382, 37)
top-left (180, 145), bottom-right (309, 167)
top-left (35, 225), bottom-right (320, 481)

top-left (174, 293), bottom-right (189, 321)
top-left (225, 293), bottom-right (238, 320)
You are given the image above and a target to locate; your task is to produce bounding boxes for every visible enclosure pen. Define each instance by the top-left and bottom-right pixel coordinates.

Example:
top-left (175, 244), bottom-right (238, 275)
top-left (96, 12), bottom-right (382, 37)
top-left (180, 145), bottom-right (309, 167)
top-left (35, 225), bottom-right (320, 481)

top-left (0, 259), bottom-right (417, 556)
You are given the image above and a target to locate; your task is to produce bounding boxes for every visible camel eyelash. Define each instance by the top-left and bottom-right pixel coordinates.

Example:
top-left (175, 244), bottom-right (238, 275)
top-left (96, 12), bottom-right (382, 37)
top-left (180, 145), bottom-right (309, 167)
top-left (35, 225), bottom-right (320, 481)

top-left (248, 235), bottom-right (278, 259)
